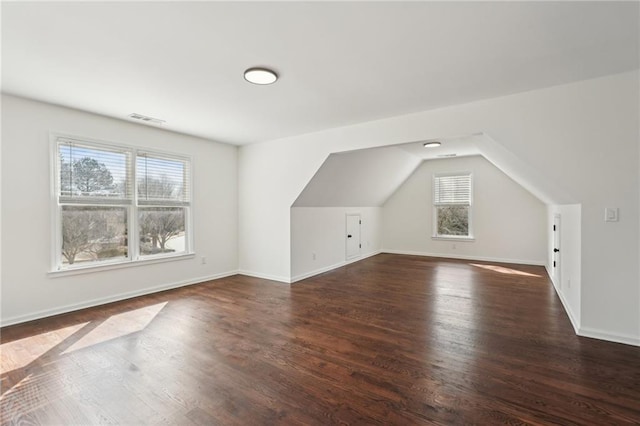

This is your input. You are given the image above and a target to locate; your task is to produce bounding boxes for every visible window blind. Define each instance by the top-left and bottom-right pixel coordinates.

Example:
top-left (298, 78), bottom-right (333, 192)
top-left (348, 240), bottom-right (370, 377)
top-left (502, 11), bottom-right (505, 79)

top-left (434, 174), bottom-right (471, 205)
top-left (58, 138), bottom-right (131, 204)
top-left (136, 153), bottom-right (190, 206)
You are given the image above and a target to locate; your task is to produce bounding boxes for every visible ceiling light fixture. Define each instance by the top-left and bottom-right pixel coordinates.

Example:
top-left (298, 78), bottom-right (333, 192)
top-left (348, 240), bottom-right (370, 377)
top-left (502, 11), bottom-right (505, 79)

top-left (244, 67), bottom-right (278, 85)
top-left (423, 141), bottom-right (442, 148)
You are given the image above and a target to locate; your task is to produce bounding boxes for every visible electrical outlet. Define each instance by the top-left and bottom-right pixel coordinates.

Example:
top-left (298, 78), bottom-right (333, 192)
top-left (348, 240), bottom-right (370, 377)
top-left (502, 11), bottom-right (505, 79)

top-left (452, 243), bottom-right (457, 249)
top-left (201, 256), bottom-right (207, 265)
top-left (567, 279), bottom-right (571, 288)
top-left (312, 252), bottom-right (316, 261)
top-left (604, 207), bottom-right (619, 222)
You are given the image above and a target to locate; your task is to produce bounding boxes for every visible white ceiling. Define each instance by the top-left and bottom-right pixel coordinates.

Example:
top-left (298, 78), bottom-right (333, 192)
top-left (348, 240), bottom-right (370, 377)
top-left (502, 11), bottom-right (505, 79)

top-left (2, 2), bottom-right (638, 145)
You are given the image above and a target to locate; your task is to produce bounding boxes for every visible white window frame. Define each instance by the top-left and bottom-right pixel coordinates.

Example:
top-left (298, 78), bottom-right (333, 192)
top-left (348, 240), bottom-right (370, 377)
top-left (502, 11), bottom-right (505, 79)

top-left (50, 133), bottom-right (194, 276)
top-left (432, 172), bottom-right (474, 241)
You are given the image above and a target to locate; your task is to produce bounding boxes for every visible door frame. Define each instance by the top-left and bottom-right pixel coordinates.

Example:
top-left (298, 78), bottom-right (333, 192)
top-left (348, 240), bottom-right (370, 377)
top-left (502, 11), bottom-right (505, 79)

top-left (553, 214), bottom-right (561, 287)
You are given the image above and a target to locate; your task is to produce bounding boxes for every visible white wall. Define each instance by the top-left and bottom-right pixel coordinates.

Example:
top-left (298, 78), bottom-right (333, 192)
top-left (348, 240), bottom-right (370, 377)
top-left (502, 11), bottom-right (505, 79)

top-left (1, 95), bottom-right (238, 325)
top-left (238, 71), bottom-right (639, 345)
top-left (291, 207), bottom-right (382, 282)
top-left (382, 156), bottom-right (547, 265)
top-left (547, 204), bottom-right (582, 330)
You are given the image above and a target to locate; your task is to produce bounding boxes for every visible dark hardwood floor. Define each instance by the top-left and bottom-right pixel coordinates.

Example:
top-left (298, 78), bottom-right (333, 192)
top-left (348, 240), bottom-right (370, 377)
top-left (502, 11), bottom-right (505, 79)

top-left (2, 254), bottom-right (640, 425)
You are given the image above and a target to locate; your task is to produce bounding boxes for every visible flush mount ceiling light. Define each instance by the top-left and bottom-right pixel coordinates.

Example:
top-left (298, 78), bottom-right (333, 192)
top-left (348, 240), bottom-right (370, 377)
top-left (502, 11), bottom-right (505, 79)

top-left (423, 141), bottom-right (442, 148)
top-left (244, 67), bottom-right (278, 85)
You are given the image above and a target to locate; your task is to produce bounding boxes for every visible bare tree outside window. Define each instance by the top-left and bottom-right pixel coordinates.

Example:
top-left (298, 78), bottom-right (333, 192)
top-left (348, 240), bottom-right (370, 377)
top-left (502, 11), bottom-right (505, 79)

top-left (138, 175), bottom-right (183, 201)
top-left (62, 206), bottom-right (127, 264)
top-left (436, 206), bottom-right (469, 236)
top-left (139, 207), bottom-right (185, 254)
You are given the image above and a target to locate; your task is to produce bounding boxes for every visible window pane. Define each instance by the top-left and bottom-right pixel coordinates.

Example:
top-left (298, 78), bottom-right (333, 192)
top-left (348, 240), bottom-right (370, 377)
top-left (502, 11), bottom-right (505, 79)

top-left (59, 142), bottom-right (130, 199)
top-left (139, 207), bottom-right (186, 256)
top-left (137, 155), bottom-right (189, 203)
top-left (437, 206), bottom-right (469, 236)
top-left (61, 206), bottom-right (128, 266)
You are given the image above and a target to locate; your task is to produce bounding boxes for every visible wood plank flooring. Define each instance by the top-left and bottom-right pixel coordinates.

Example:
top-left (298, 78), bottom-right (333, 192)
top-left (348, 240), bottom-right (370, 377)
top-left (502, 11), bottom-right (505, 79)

top-left (2, 254), bottom-right (640, 425)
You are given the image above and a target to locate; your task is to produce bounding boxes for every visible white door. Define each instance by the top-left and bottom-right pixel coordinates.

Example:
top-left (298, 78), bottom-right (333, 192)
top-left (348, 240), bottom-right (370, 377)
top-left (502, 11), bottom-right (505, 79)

top-left (553, 214), bottom-right (561, 285)
top-left (346, 214), bottom-right (361, 260)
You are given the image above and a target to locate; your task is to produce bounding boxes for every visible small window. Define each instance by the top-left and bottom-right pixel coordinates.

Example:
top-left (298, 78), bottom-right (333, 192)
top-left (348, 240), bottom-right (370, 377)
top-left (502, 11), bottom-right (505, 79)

top-left (53, 136), bottom-right (192, 271)
top-left (433, 173), bottom-right (472, 239)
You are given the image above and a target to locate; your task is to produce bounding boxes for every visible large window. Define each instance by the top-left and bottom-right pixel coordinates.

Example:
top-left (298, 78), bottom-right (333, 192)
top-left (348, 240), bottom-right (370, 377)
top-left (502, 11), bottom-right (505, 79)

top-left (53, 136), bottom-right (191, 271)
top-left (433, 173), bottom-right (472, 239)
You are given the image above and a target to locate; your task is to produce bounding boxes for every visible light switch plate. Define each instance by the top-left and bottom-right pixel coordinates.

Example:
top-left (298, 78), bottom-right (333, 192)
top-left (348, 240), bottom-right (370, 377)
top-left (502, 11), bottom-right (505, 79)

top-left (604, 207), bottom-right (619, 222)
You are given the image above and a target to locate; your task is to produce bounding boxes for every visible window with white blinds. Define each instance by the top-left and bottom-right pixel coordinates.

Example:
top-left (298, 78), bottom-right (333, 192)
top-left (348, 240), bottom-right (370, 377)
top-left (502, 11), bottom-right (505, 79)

top-left (53, 135), bottom-right (192, 271)
top-left (433, 173), bottom-right (473, 238)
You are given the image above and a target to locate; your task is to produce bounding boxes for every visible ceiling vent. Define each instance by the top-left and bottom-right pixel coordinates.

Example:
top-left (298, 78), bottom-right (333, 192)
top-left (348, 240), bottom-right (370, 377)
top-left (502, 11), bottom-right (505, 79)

top-left (437, 153), bottom-right (458, 158)
top-left (128, 113), bottom-right (165, 125)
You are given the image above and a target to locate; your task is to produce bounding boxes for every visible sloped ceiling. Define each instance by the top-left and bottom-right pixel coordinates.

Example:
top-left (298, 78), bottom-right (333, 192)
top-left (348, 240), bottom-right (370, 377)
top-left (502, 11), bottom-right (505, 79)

top-left (292, 146), bottom-right (421, 207)
top-left (293, 134), bottom-right (572, 208)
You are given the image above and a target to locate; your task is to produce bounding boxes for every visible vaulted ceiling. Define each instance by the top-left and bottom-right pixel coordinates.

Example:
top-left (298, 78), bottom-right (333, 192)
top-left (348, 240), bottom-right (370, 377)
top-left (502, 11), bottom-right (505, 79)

top-left (2, 2), bottom-right (638, 145)
top-left (293, 133), bottom-right (573, 208)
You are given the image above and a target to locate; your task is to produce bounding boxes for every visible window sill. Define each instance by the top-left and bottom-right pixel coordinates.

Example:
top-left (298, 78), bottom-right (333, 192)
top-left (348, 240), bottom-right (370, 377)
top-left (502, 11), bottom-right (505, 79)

top-left (432, 236), bottom-right (475, 242)
top-left (48, 252), bottom-right (196, 278)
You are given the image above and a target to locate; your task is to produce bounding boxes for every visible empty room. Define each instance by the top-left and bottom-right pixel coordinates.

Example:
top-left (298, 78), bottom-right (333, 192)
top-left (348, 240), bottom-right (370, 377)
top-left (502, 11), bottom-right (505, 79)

top-left (1, 1), bottom-right (639, 425)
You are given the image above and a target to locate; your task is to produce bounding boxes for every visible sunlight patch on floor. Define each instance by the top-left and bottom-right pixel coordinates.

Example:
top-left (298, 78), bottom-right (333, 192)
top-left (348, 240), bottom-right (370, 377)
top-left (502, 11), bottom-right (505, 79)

top-left (61, 302), bottom-right (167, 355)
top-left (1, 323), bottom-right (88, 374)
top-left (470, 263), bottom-right (541, 277)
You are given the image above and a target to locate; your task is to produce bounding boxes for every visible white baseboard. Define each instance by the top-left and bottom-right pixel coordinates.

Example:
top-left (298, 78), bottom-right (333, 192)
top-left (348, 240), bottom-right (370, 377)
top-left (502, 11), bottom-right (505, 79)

top-left (381, 249), bottom-right (546, 266)
top-left (237, 270), bottom-right (291, 284)
top-left (534, 266), bottom-right (639, 347)
top-left (545, 264), bottom-right (580, 334)
top-left (578, 327), bottom-right (640, 347)
top-left (291, 261), bottom-right (346, 283)
top-left (290, 251), bottom-right (382, 283)
top-left (0, 270), bottom-right (239, 327)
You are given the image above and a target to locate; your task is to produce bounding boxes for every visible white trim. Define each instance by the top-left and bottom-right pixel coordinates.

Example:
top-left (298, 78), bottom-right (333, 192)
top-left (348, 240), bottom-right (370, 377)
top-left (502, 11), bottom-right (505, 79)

top-left (577, 327), bottom-right (640, 347)
top-left (431, 236), bottom-right (475, 242)
top-left (545, 263), bottom-right (557, 287)
top-left (48, 252), bottom-right (196, 277)
top-left (546, 264), bottom-right (580, 334)
top-left (292, 261), bottom-right (347, 283)
top-left (553, 213), bottom-right (561, 286)
top-left (0, 270), bottom-right (238, 327)
top-left (542, 266), bottom-right (638, 348)
top-left (237, 270), bottom-right (291, 284)
top-left (240, 251), bottom-right (383, 285)
top-left (291, 251), bottom-right (381, 283)
top-left (50, 134), bottom-right (62, 272)
top-left (381, 249), bottom-right (545, 266)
